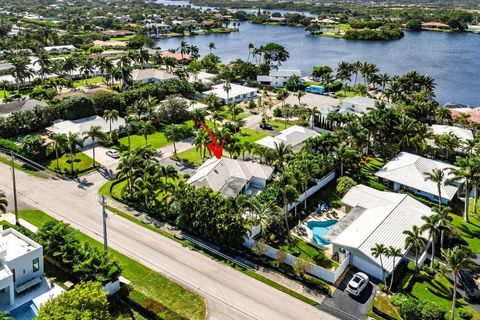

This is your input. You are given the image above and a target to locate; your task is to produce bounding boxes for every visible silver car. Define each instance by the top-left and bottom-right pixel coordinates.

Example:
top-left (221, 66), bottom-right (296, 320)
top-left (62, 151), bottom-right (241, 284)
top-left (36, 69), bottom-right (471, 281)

top-left (106, 150), bottom-right (120, 159)
top-left (345, 272), bottom-right (369, 296)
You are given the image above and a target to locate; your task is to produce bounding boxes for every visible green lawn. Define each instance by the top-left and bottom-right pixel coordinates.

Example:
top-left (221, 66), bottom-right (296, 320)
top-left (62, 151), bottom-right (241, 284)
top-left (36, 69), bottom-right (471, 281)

top-left (336, 89), bottom-right (358, 99)
top-left (72, 76), bottom-right (104, 88)
top-left (45, 153), bottom-right (97, 175)
top-left (115, 130), bottom-right (169, 153)
top-left (268, 119), bottom-right (296, 130)
top-left (357, 157), bottom-right (386, 189)
top-left (17, 209), bottom-right (206, 320)
top-left (238, 128), bottom-right (268, 143)
top-left (0, 89), bottom-right (13, 99)
top-left (450, 212), bottom-right (480, 253)
top-left (368, 294), bottom-right (401, 320)
top-left (177, 147), bottom-right (204, 166)
top-left (109, 36), bottom-right (134, 41)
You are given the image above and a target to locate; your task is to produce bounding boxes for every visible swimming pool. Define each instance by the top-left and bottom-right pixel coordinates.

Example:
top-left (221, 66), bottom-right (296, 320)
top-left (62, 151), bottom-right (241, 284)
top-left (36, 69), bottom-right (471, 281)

top-left (9, 301), bottom-right (38, 320)
top-left (307, 219), bottom-right (337, 246)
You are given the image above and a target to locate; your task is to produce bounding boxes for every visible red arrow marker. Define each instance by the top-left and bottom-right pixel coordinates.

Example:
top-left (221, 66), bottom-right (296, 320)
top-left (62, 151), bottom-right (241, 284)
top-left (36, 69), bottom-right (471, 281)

top-left (196, 121), bottom-right (226, 159)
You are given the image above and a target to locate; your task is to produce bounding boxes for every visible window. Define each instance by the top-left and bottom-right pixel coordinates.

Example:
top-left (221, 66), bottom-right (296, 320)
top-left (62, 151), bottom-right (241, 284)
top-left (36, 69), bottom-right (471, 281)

top-left (33, 258), bottom-right (39, 272)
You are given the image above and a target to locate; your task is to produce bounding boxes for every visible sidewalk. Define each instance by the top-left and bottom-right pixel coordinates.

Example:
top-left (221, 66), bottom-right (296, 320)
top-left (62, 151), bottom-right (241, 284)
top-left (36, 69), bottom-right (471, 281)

top-left (1, 212), bottom-right (38, 232)
top-left (157, 137), bottom-right (194, 158)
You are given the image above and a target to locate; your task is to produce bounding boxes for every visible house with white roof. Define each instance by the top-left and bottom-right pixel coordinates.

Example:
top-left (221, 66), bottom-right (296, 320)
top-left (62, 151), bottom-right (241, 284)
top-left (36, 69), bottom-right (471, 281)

top-left (257, 70), bottom-right (302, 87)
top-left (0, 227), bottom-right (44, 307)
top-left (430, 124), bottom-right (474, 143)
top-left (187, 157), bottom-right (273, 198)
top-left (375, 152), bottom-right (461, 204)
top-left (342, 96), bottom-right (388, 115)
top-left (43, 45), bottom-right (76, 54)
top-left (323, 184), bottom-right (433, 280)
top-left (203, 83), bottom-right (258, 104)
top-left (46, 115), bottom-right (125, 147)
top-left (256, 125), bottom-right (319, 151)
top-left (131, 68), bottom-right (178, 84)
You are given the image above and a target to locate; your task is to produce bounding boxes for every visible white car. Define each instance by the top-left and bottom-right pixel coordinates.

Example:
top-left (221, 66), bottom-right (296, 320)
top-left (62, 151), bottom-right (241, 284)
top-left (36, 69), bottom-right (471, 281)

top-left (106, 150), bottom-right (120, 159)
top-left (345, 272), bottom-right (369, 296)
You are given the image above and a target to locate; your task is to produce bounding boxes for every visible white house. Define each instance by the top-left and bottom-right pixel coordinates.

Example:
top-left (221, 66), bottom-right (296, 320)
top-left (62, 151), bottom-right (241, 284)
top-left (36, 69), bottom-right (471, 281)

top-left (257, 70), bottom-right (301, 87)
top-left (324, 185), bottom-right (433, 280)
top-left (131, 68), bottom-right (178, 84)
top-left (375, 152), bottom-right (461, 204)
top-left (46, 116), bottom-right (125, 147)
top-left (430, 124), bottom-right (474, 143)
top-left (256, 125), bottom-right (319, 151)
top-left (342, 96), bottom-right (388, 115)
top-left (43, 45), bottom-right (76, 54)
top-left (0, 227), bottom-right (44, 307)
top-left (203, 83), bottom-right (258, 104)
top-left (187, 157), bottom-right (273, 198)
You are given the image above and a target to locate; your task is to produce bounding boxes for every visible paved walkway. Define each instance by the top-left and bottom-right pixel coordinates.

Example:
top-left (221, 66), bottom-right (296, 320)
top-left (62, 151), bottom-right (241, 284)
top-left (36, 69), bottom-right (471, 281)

top-left (1, 212), bottom-right (38, 232)
top-left (157, 137), bottom-right (194, 159)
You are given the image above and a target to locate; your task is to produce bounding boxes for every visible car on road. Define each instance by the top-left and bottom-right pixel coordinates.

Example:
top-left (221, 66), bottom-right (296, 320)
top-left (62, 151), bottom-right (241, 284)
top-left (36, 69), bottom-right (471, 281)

top-left (346, 272), bottom-right (369, 296)
top-left (460, 270), bottom-right (480, 301)
top-left (106, 150), bottom-right (120, 159)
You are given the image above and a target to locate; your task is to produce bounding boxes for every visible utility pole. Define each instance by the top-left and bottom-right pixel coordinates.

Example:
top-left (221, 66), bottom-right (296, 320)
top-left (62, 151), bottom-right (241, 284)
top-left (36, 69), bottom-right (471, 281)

top-left (10, 152), bottom-right (19, 225)
top-left (101, 195), bottom-right (108, 254)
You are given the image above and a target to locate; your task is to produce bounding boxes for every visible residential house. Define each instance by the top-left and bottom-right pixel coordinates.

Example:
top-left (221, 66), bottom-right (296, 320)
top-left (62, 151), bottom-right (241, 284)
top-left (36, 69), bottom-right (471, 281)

top-left (102, 30), bottom-right (135, 37)
top-left (131, 68), bottom-right (178, 84)
top-left (375, 152), bottom-right (461, 204)
top-left (144, 23), bottom-right (171, 37)
top-left (449, 107), bottom-right (480, 124)
top-left (324, 184), bottom-right (433, 280)
top-left (187, 157), bottom-right (273, 198)
top-left (43, 45), bottom-right (76, 54)
top-left (159, 50), bottom-right (191, 63)
top-left (430, 124), bottom-right (473, 143)
top-left (0, 227), bottom-right (44, 307)
top-left (257, 70), bottom-right (301, 87)
top-left (341, 96), bottom-right (386, 115)
top-left (92, 40), bottom-right (127, 50)
top-left (203, 83), bottom-right (258, 104)
top-left (256, 125), bottom-right (319, 151)
top-left (422, 22), bottom-right (450, 29)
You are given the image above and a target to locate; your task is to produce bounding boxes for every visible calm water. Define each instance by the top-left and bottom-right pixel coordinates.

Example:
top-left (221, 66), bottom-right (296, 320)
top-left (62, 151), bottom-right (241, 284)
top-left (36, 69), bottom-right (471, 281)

top-left (155, 7), bottom-right (480, 105)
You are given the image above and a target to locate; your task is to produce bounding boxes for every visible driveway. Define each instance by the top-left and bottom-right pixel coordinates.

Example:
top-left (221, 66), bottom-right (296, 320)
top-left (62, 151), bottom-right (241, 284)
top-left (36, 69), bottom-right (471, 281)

top-left (320, 267), bottom-right (376, 320)
top-left (82, 145), bottom-right (119, 170)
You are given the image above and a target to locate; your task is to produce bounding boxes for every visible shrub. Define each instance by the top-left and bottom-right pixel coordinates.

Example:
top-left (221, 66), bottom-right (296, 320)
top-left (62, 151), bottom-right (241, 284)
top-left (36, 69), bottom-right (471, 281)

top-left (304, 274), bottom-right (332, 297)
top-left (420, 301), bottom-right (446, 320)
top-left (293, 258), bottom-right (311, 277)
top-left (369, 181), bottom-right (385, 191)
top-left (91, 91), bottom-right (125, 115)
top-left (459, 308), bottom-right (473, 320)
top-left (378, 283), bottom-right (388, 292)
top-left (0, 138), bottom-right (20, 152)
top-left (336, 176), bottom-right (357, 196)
top-left (390, 293), bottom-right (408, 307)
top-left (58, 96), bottom-right (95, 120)
top-left (399, 297), bottom-right (421, 320)
top-left (275, 250), bottom-right (287, 266)
top-left (324, 81), bottom-right (343, 92)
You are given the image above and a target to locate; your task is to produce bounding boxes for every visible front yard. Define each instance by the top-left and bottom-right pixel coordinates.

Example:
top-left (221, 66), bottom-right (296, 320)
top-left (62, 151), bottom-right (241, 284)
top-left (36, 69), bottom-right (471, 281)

top-left (45, 152), bottom-right (97, 174)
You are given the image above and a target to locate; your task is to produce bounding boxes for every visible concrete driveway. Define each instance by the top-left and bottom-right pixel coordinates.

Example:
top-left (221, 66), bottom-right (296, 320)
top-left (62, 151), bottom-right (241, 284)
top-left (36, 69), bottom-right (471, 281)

top-left (82, 145), bottom-right (119, 170)
top-left (320, 267), bottom-right (376, 320)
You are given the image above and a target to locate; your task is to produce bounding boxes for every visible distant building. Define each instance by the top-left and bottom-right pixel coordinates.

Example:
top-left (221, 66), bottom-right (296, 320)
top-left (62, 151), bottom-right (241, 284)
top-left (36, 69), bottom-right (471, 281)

top-left (43, 45), bottom-right (76, 54)
top-left (203, 83), bottom-right (258, 104)
top-left (159, 50), bottom-right (191, 63)
top-left (449, 107), bottom-right (480, 124)
top-left (341, 96), bottom-right (387, 115)
top-left (0, 99), bottom-right (48, 117)
top-left (131, 68), bottom-right (178, 84)
top-left (187, 157), bottom-right (273, 198)
top-left (0, 227), bottom-right (44, 307)
top-left (102, 30), bottom-right (135, 37)
top-left (144, 23), bottom-right (171, 36)
top-left (422, 22), bottom-right (450, 29)
top-left (257, 70), bottom-right (302, 87)
top-left (92, 40), bottom-right (127, 49)
top-left (430, 124), bottom-right (473, 143)
top-left (256, 125), bottom-right (319, 151)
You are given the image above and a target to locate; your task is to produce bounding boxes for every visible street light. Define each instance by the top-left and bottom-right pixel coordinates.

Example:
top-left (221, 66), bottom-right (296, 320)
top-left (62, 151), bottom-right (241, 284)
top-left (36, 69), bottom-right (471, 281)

top-left (10, 151), bottom-right (19, 225)
top-left (99, 195), bottom-right (108, 254)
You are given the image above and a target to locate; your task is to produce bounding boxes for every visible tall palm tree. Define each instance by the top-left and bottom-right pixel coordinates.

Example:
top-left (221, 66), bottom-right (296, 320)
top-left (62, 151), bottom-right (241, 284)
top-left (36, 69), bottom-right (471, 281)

top-left (66, 132), bottom-right (84, 174)
top-left (33, 51), bottom-right (51, 84)
top-left (297, 154), bottom-right (320, 210)
top-left (424, 168), bottom-right (446, 210)
top-left (333, 144), bottom-right (357, 176)
top-left (421, 213), bottom-right (441, 268)
top-left (83, 125), bottom-right (106, 167)
top-left (178, 40), bottom-right (189, 60)
top-left (138, 120), bottom-right (155, 145)
top-left (442, 246), bottom-right (473, 320)
top-left (164, 124), bottom-right (187, 156)
top-left (371, 243), bottom-right (387, 285)
top-left (9, 56), bottom-right (33, 93)
top-left (62, 56), bottom-right (78, 80)
top-left (306, 107), bottom-right (320, 129)
top-left (449, 157), bottom-right (475, 223)
top-left (295, 90), bottom-right (305, 107)
top-left (208, 42), bottom-right (216, 53)
top-left (436, 106), bottom-right (452, 125)
top-left (79, 58), bottom-right (95, 85)
top-left (159, 165), bottom-right (179, 185)
top-left (223, 81), bottom-right (231, 105)
top-left (403, 225), bottom-right (426, 271)
top-left (103, 109), bottom-right (119, 133)
top-left (277, 173), bottom-right (298, 240)
top-left (0, 190), bottom-right (8, 214)
top-left (245, 198), bottom-right (279, 239)
top-left (433, 206), bottom-right (453, 249)
top-left (247, 43), bottom-right (255, 62)
top-left (272, 142), bottom-right (292, 172)
top-left (51, 133), bottom-right (68, 171)
top-left (386, 246), bottom-right (402, 292)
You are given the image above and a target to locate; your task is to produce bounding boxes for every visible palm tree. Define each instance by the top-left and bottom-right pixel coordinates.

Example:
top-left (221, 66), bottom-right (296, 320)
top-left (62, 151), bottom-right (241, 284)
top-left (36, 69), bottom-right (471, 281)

top-left (424, 168), bottom-right (446, 210)
top-left (178, 40), bottom-right (189, 60)
top-left (295, 90), bottom-right (305, 107)
top-left (442, 246), bottom-right (473, 320)
top-left (9, 56), bottom-right (33, 93)
top-left (62, 56), bottom-right (78, 80)
top-left (33, 51), bottom-right (51, 83)
top-left (449, 157), bottom-right (475, 223)
top-left (306, 107), bottom-right (320, 129)
top-left (421, 214), bottom-right (441, 268)
top-left (159, 165), bottom-right (179, 185)
top-left (272, 142), bottom-right (292, 172)
top-left (333, 144), bottom-right (357, 176)
top-left (247, 43), bottom-right (255, 62)
top-left (79, 58), bottom-right (95, 85)
top-left (223, 81), bottom-right (231, 105)
top-left (138, 121), bottom-right (155, 146)
top-left (277, 173), bottom-right (298, 240)
top-left (51, 133), bottom-right (68, 171)
top-left (434, 206), bottom-right (453, 249)
top-left (0, 190), bottom-right (8, 214)
top-left (164, 124), bottom-right (187, 156)
top-left (103, 109), bottom-right (119, 133)
top-left (403, 226), bottom-right (426, 271)
top-left (66, 132), bottom-right (84, 174)
top-left (386, 246), bottom-right (402, 292)
top-left (208, 42), bottom-right (216, 53)
top-left (371, 243), bottom-right (387, 285)
top-left (245, 198), bottom-right (280, 239)
top-left (436, 106), bottom-right (452, 125)
top-left (83, 125), bottom-right (106, 167)
top-left (297, 154), bottom-right (320, 210)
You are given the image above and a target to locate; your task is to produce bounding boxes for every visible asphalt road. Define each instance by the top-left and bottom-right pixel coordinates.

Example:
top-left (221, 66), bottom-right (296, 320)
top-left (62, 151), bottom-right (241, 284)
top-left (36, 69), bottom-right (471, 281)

top-left (0, 162), bottom-right (338, 320)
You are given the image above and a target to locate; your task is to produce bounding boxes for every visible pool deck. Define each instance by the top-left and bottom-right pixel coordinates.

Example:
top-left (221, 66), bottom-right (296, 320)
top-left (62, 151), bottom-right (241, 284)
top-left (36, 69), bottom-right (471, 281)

top-left (292, 208), bottom-right (346, 257)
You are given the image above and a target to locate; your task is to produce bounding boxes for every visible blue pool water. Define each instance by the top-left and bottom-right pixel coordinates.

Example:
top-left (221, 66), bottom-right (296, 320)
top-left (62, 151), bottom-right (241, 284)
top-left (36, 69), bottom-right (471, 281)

top-left (307, 220), bottom-right (337, 246)
top-left (9, 301), bottom-right (38, 320)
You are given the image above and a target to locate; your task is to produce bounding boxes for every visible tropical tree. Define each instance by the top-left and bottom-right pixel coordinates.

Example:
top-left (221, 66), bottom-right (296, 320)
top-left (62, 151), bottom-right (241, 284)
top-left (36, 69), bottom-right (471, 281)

top-left (386, 246), bottom-right (402, 292)
top-left (138, 120), bottom-right (155, 146)
top-left (403, 225), bottom-right (426, 271)
top-left (79, 58), bottom-right (95, 85)
top-left (436, 105), bottom-right (452, 124)
top-left (272, 142), bottom-right (292, 172)
top-left (164, 124), bottom-right (189, 156)
top-left (333, 144), bottom-right (357, 176)
top-left (449, 156), bottom-right (475, 223)
top-left (208, 42), bottom-right (216, 53)
top-left (424, 168), bottom-right (446, 210)
top-left (246, 198), bottom-right (280, 239)
top-left (442, 246), bottom-right (473, 320)
top-left (421, 213), bottom-right (441, 268)
top-left (371, 243), bottom-right (387, 285)
top-left (433, 206), bottom-right (453, 249)
top-left (83, 125), bottom-right (106, 167)
top-left (66, 132), bottom-right (84, 174)
top-left (51, 133), bottom-right (68, 171)
top-left (103, 109), bottom-right (119, 133)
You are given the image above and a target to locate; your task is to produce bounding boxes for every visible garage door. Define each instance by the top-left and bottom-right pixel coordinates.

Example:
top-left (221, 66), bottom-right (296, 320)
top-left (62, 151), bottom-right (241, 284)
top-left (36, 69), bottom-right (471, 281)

top-left (352, 254), bottom-right (383, 280)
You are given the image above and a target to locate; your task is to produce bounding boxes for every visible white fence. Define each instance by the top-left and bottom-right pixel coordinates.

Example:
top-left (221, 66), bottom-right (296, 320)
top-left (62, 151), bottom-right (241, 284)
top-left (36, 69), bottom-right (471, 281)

top-left (286, 171), bottom-right (336, 212)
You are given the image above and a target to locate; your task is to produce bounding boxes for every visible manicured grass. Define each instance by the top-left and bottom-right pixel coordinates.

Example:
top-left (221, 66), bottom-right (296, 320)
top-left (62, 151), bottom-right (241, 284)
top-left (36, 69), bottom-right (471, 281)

top-left (46, 153), bottom-right (96, 174)
top-left (357, 157), bottom-right (386, 189)
top-left (17, 209), bottom-right (207, 320)
top-left (72, 76), bottom-right (104, 88)
top-left (115, 130), bottom-right (169, 152)
top-left (177, 147), bottom-right (203, 166)
top-left (268, 119), bottom-right (297, 130)
top-left (277, 237), bottom-right (338, 270)
top-left (109, 36), bottom-right (134, 41)
top-left (0, 89), bottom-right (13, 99)
top-left (450, 212), bottom-right (480, 253)
top-left (336, 89), bottom-right (358, 99)
top-left (368, 294), bottom-right (401, 320)
top-left (238, 128), bottom-right (268, 143)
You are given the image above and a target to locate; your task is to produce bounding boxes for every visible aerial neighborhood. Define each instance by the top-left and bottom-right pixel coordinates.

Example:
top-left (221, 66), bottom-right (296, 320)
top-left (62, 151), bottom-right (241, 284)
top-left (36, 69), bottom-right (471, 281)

top-left (0, 0), bottom-right (479, 320)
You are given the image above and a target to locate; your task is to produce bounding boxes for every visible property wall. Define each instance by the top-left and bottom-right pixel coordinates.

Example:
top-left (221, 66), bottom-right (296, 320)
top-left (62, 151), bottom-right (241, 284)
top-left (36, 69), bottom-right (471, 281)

top-left (8, 247), bottom-right (44, 286)
top-left (350, 252), bottom-right (384, 280)
top-left (286, 171), bottom-right (336, 212)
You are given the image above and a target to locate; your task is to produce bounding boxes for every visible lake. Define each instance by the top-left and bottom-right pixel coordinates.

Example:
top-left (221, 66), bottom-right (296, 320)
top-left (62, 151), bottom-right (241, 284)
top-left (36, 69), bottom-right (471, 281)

top-left (155, 5), bottom-right (480, 105)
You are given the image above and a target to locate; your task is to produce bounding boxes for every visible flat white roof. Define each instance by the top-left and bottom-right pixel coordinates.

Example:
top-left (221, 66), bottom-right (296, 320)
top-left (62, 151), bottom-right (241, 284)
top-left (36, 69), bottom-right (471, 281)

top-left (0, 228), bottom-right (41, 262)
top-left (375, 152), bottom-right (460, 201)
top-left (270, 69), bottom-right (301, 77)
top-left (342, 96), bottom-right (383, 109)
top-left (131, 68), bottom-right (177, 82)
top-left (203, 83), bottom-right (258, 100)
top-left (333, 184), bottom-right (433, 273)
top-left (44, 45), bottom-right (75, 51)
top-left (47, 115), bottom-right (125, 135)
top-left (256, 125), bottom-right (318, 149)
top-left (431, 124), bottom-right (473, 142)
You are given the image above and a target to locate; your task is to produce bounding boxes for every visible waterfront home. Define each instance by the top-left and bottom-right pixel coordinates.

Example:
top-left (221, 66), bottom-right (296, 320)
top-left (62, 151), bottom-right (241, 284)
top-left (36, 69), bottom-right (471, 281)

top-left (0, 99), bottom-right (47, 117)
top-left (156, 97), bottom-right (208, 112)
top-left (43, 45), bottom-right (76, 54)
top-left (159, 50), bottom-right (191, 63)
top-left (422, 22), bottom-right (450, 30)
top-left (257, 69), bottom-right (301, 88)
top-left (203, 83), bottom-right (258, 104)
top-left (189, 71), bottom-right (216, 84)
top-left (341, 96), bottom-right (387, 115)
top-left (283, 92), bottom-right (339, 110)
top-left (375, 152), bottom-right (461, 204)
top-left (430, 124), bottom-right (473, 143)
top-left (144, 22), bottom-right (171, 36)
top-left (255, 125), bottom-right (319, 151)
top-left (449, 107), bottom-right (480, 124)
top-left (0, 227), bottom-right (44, 307)
top-left (323, 184), bottom-right (433, 280)
top-left (187, 157), bottom-right (273, 198)
top-left (131, 68), bottom-right (178, 84)
top-left (46, 115), bottom-right (125, 147)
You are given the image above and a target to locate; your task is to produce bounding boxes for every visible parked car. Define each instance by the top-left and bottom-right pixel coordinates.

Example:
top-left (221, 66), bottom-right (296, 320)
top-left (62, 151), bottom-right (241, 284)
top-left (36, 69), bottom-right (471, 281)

top-left (106, 150), bottom-right (120, 159)
top-left (259, 122), bottom-right (273, 130)
top-left (305, 85), bottom-right (325, 95)
top-left (460, 270), bottom-right (480, 301)
top-left (346, 272), bottom-right (369, 296)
